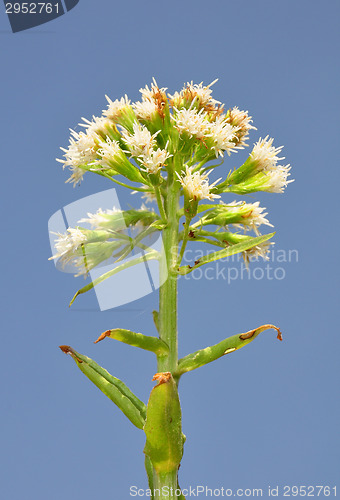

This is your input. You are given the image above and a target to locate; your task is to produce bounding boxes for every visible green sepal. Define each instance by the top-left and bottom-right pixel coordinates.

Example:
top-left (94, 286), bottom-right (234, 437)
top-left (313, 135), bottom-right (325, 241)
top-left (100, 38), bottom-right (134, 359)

top-left (175, 324), bottom-right (282, 377)
top-left (177, 233), bottom-right (275, 275)
top-left (94, 328), bottom-right (169, 357)
top-left (92, 209), bottom-right (159, 232)
top-left (191, 203), bottom-right (263, 228)
top-left (122, 209), bottom-right (160, 228)
top-left (144, 373), bottom-right (184, 474)
top-left (69, 249), bottom-right (159, 306)
top-left (183, 195), bottom-right (198, 219)
top-left (59, 346), bottom-right (146, 429)
top-left (220, 156), bottom-right (255, 187)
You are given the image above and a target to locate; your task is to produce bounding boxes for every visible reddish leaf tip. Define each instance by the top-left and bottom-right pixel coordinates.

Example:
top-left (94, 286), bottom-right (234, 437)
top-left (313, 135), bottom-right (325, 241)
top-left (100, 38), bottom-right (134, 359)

top-left (94, 330), bottom-right (111, 344)
top-left (59, 345), bottom-right (72, 354)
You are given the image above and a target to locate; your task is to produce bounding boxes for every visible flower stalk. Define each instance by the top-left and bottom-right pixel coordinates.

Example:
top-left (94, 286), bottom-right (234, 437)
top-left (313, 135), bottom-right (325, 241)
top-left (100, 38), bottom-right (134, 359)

top-left (157, 169), bottom-right (180, 374)
top-left (150, 169), bottom-right (182, 498)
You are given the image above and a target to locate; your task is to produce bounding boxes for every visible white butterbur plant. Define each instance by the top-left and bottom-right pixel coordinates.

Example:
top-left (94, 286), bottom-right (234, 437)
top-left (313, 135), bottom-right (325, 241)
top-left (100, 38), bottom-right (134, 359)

top-left (51, 79), bottom-right (292, 500)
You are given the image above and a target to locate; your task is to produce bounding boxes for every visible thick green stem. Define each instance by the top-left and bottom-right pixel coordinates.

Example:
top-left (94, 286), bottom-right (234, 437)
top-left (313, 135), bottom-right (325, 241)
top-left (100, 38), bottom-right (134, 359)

top-left (153, 470), bottom-right (178, 500)
top-left (151, 169), bottom-right (184, 498)
top-left (157, 173), bottom-right (180, 373)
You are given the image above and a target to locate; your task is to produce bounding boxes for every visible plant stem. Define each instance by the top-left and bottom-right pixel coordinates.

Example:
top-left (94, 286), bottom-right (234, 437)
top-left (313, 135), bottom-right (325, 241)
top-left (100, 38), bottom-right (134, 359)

top-left (153, 470), bottom-right (179, 500)
top-left (157, 173), bottom-right (179, 373)
top-left (152, 170), bottom-right (184, 499)
top-left (155, 186), bottom-right (167, 222)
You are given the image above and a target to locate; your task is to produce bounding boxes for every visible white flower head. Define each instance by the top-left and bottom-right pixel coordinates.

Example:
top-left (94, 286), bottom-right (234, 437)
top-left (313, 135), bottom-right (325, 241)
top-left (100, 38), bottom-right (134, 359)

top-left (79, 207), bottom-right (121, 229)
top-left (187, 80), bottom-right (220, 106)
top-left (242, 201), bottom-right (271, 228)
top-left (97, 137), bottom-right (123, 169)
top-left (133, 99), bottom-right (158, 121)
top-left (79, 115), bottom-right (114, 137)
top-left (227, 107), bottom-right (253, 128)
top-left (208, 117), bottom-right (238, 156)
top-left (139, 78), bottom-right (167, 102)
top-left (103, 94), bottom-right (131, 120)
top-left (139, 147), bottom-right (171, 174)
top-left (177, 166), bottom-right (221, 201)
top-left (122, 122), bottom-right (159, 157)
top-left (50, 227), bottom-right (87, 262)
top-left (173, 107), bottom-right (210, 140)
top-left (226, 107), bottom-right (256, 148)
top-left (243, 241), bottom-right (274, 266)
top-left (57, 129), bottom-right (99, 186)
top-left (170, 80), bottom-right (221, 110)
top-left (250, 136), bottom-right (284, 171)
top-left (263, 165), bottom-right (293, 193)
top-left (227, 201), bottom-right (273, 234)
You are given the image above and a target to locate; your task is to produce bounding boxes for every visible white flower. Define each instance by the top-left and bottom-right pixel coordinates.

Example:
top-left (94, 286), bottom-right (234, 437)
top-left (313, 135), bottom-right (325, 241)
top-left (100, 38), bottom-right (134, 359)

top-left (262, 165), bottom-right (293, 193)
top-left (250, 136), bottom-right (284, 171)
top-left (187, 79), bottom-right (220, 106)
top-left (139, 78), bottom-right (167, 101)
top-left (79, 207), bottom-right (120, 229)
top-left (226, 107), bottom-right (256, 148)
top-left (177, 166), bottom-right (221, 201)
top-left (103, 94), bottom-right (131, 120)
top-left (97, 137), bottom-right (123, 169)
top-left (57, 129), bottom-right (99, 186)
top-left (79, 115), bottom-right (115, 136)
top-left (242, 202), bottom-right (271, 228)
top-left (173, 107), bottom-right (210, 139)
top-left (50, 227), bottom-right (87, 261)
top-left (133, 100), bottom-right (158, 121)
top-left (227, 107), bottom-right (253, 128)
top-left (65, 165), bottom-right (86, 186)
top-left (122, 122), bottom-right (159, 157)
top-left (139, 147), bottom-right (171, 174)
top-left (170, 80), bottom-right (220, 109)
top-left (227, 201), bottom-right (273, 234)
top-left (244, 241), bottom-right (273, 264)
top-left (208, 117), bottom-right (238, 156)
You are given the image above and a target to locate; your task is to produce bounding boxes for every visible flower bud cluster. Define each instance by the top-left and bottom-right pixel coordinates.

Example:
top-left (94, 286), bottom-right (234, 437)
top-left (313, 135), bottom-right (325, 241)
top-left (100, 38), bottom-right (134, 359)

top-left (55, 79), bottom-right (292, 272)
top-left (220, 136), bottom-right (293, 194)
top-left (50, 207), bottom-right (159, 276)
top-left (57, 79), bottom-right (265, 195)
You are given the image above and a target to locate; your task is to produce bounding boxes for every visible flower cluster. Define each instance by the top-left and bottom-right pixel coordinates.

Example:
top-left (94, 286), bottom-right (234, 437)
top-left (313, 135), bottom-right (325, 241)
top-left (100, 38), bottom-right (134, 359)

top-left (57, 129), bottom-right (99, 186)
top-left (57, 79), bottom-right (269, 192)
top-left (49, 225), bottom-right (118, 276)
top-left (221, 135), bottom-right (292, 195)
top-left (50, 206), bottom-right (159, 275)
top-left (55, 79), bottom-right (292, 272)
top-left (194, 201), bottom-right (272, 234)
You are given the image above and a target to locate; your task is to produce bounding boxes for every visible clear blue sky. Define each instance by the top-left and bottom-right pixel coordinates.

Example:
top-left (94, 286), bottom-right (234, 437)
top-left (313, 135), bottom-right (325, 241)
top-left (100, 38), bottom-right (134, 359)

top-left (1, 1), bottom-right (339, 498)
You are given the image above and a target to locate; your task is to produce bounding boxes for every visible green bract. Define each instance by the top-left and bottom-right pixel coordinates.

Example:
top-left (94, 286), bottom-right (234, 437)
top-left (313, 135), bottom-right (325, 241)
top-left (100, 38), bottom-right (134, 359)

top-left (144, 373), bottom-right (184, 474)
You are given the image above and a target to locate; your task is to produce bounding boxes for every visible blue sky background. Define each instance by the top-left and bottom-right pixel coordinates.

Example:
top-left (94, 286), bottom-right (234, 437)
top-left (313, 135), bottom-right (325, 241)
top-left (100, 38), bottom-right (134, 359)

top-left (1, 1), bottom-right (339, 498)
